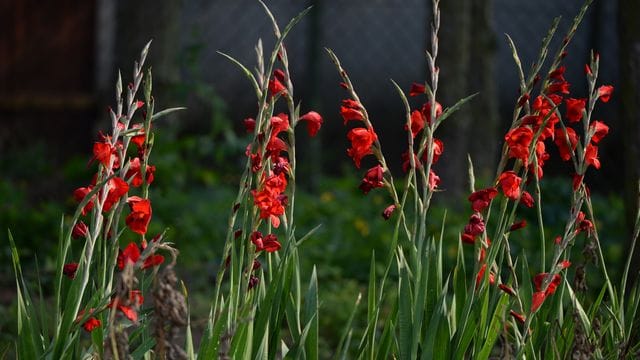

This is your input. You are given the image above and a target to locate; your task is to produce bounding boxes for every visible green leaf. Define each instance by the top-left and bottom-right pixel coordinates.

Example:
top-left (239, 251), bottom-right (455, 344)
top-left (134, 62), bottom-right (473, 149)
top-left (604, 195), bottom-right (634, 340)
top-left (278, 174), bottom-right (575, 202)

top-left (375, 297), bottom-right (398, 360)
top-left (421, 277), bottom-right (451, 360)
top-left (9, 230), bottom-right (42, 359)
top-left (130, 337), bottom-right (156, 360)
top-left (477, 294), bottom-right (509, 359)
top-left (151, 107), bottom-right (187, 121)
top-left (285, 313), bottom-right (317, 360)
top-left (435, 93), bottom-right (478, 127)
top-left (505, 34), bottom-right (527, 92)
top-left (303, 267), bottom-right (319, 360)
top-left (218, 51), bottom-right (262, 99)
top-left (398, 255), bottom-right (413, 360)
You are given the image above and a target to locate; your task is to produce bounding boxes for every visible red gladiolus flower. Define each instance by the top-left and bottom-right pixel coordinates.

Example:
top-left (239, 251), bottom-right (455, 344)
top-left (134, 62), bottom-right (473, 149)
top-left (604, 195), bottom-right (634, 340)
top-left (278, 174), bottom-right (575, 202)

top-left (530, 273), bottom-right (562, 312)
top-left (382, 204), bottom-right (396, 220)
top-left (428, 170), bottom-right (440, 191)
top-left (269, 70), bottom-right (287, 97)
top-left (126, 196), bottom-right (152, 235)
top-left (82, 317), bottom-right (101, 332)
top-left (585, 143), bottom-right (600, 169)
top-left (409, 82), bottom-right (426, 96)
top-left (558, 260), bottom-right (571, 270)
top-left (510, 310), bottom-right (526, 325)
top-left (499, 284), bottom-right (516, 297)
top-left (464, 214), bottom-right (485, 237)
top-left (359, 165), bottom-right (385, 194)
top-left (554, 127), bottom-right (578, 161)
top-left (102, 177), bottom-right (129, 213)
top-left (118, 304), bottom-right (138, 322)
top-left (142, 254), bottom-right (165, 269)
top-left (299, 111), bottom-right (323, 137)
top-left (498, 171), bottom-right (522, 200)
top-left (401, 151), bottom-right (420, 173)
top-left (118, 242), bottom-right (141, 270)
top-left (130, 290), bottom-right (144, 306)
top-left (547, 80), bottom-right (570, 94)
top-left (461, 233), bottom-right (475, 244)
top-left (63, 263), bottom-right (79, 279)
top-left (248, 275), bottom-right (260, 290)
top-left (243, 118), bottom-right (256, 133)
top-left (405, 110), bottom-right (425, 138)
top-left (420, 101), bottom-right (443, 125)
top-left (576, 211), bottom-right (594, 234)
top-left (250, 231), bottom-right (281, 253)
top-left (92, 141), bottom-right (119, 168)
top-left (248, 150), bottom-right (262, 173)
top-left (505, 127), bottom-right (534, 165)
top-left (549, 66), bottom-right (566, 81)
top-left (565, 98), bottom-right (586, 123)
top-left (597, 85), bottom-right (614, 103)
top-left (74, 186), bottom-right (95, 215)
top-left (517, 93), bottom-right (529, 107)
top-left (266, 136), bottom-right (288, 160)
top-left (534, 273), bottom-right (562, 295)
top-left (72, 221), bottom-right (89, 239)
top-left (126, 157), bottom-right (156, 187)
top-left (130, 126), bottom-right (147, 153)
top-left (572, 173), bottom-right (584, 191)
top-left (252, 173), bottom-right (288, 228)
top-left (422, 138), bottom-right (444, 164)
top-left (475, 264), bottom-right (495, 289)
top-left (509, 219), bottom-right (527, 231)
top-left (270, 113), bottom-right (290, 137)
top-left (520, 191), bottom-right (534, 208)
top-left (590, 121), bottom-right (609, 144)
top-left (468, 187), bottom-right (498, 212)
top-left (531, 291), bottom-right (547, 312)
top-left (272, 156), bottom-right (290, 176)
top-left (347, 127), bottom-right (377, 168)
top-left (340, 99), bottom-right (364, 124)
top-left (584, 64), bottom-right (592, 76)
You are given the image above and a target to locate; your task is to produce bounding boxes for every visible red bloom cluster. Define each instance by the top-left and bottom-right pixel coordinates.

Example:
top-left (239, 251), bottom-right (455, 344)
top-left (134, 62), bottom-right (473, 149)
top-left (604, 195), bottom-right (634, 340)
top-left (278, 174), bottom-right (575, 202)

top-left (498, 171), bottom-right (522, 200)
top-left (359, 165), bottom-right (385, 194)
top-left (269, 69), bottom-right (287, 98)
top-left (252, 172), bottom-right (288, 228)
top-left (341, 99), bottom-right (364, 124)
top-left (531, 273), bottom-right (562, 312)
top-left (468, 187), bottom-right (498, 213)
top-left (462, 214), bottom-right (486, 244)
top-left (117, 242), bottom-right (164, 271)
top-left (75, 309), bottom-right (101, 332)
top-left (475, 263), bottom-right (495, 289)
top-left (126, 157), bottom-right (156, 187)
top-left (299, 111), bottom-right (323, 137)
top-left (347, 127), bottom-right (377, 168)
top-left (108, 289), bottom-right (145, 323)
top-left (125, 196), bottom-right (152, 235)
top-left (250, 231), bottom-right (281, 253)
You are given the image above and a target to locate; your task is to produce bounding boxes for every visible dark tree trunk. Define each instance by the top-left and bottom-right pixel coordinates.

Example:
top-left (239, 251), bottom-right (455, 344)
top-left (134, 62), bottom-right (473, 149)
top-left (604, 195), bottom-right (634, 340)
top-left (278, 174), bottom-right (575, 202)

top-left (619, 0), bottom-right (640, 285)
top-left (437, 0), bottom-right (498, 199)
top-left (438, 0), bottom-right (473, 199)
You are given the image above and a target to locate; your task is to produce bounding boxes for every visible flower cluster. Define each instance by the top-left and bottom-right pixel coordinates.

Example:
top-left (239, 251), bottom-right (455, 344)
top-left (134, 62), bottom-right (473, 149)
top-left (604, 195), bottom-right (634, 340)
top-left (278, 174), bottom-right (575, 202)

top-left (65, 70), bottom-right (166, 333)
top-left (241, 64), bottom-right (322, 270)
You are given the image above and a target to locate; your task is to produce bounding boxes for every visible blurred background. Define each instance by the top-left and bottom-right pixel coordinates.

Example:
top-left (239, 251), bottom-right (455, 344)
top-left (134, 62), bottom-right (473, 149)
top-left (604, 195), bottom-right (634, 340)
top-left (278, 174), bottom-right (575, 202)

top-left (1, 0), bottom-right (639, 355)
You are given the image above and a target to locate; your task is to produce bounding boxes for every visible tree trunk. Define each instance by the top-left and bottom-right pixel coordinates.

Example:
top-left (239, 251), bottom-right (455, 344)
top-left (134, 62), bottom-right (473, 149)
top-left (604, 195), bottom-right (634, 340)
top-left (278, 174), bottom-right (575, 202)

top-left (438, 0), bottom-right (498, 199)
top-left (619, 0), bottom-right (640, 286)
top-left (438, 0), bottom-right (472, 199)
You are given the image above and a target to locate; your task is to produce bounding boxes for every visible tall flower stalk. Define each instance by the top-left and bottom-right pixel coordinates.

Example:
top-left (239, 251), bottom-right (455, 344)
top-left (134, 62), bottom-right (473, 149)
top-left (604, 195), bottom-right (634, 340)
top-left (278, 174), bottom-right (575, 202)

top-left (198, 3), bottom-right (323, 358)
